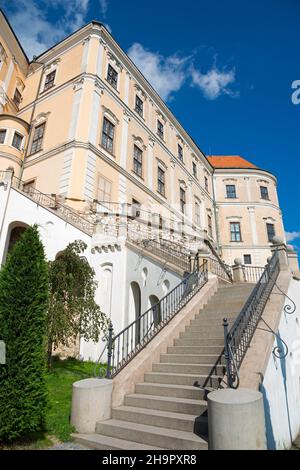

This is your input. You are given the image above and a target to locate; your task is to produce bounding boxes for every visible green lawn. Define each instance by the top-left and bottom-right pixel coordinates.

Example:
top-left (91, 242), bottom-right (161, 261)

top-left (1, 357), bottom-right (97, 450)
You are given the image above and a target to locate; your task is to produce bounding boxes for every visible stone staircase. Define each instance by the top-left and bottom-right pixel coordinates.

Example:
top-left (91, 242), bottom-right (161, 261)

top-left (74, 283), bottom-right (255, 450)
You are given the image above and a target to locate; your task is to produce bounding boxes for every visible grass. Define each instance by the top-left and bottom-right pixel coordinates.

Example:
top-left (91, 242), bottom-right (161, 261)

top-left (0, 357), bottom-right (96, 450)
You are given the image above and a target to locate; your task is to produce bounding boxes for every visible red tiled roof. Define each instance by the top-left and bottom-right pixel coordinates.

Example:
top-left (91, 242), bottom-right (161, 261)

top-left (207, 155), bottom-right (258, 169)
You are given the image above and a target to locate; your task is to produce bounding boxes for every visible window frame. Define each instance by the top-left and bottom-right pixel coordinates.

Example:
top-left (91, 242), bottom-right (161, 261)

top-left (11, 131), bottom-right (23, 150)
top-left (230, 222), bottom-right (242, 242)
top-left (133, 144), bottom-right (143, 178)
top-left (13, 88), bottom-right (22, 107)
top-left (207, 214), bottom-right (213, 238)
top-left (157, 166), bottom-right (166, 197)
top-left (135, 95), bottom-right (143, 117)
top-left (0, 128), bottom-right (7, 144)
top-left (44, 70), bottom-right (56, 91)
top-left (96, 174), bottom-right (112, 203)
top-left (204, 175), bottom-right (209, 192)
top-left (192, 161), bottom-right (197, 178)
top-left (266, 223), bottom-right (275, 243)
top-left (157, 120), bottom-right (164, 140)
top-left (107, 64), bottom-right (118, 89)
top-left (30, 122), bottom-right (46, 155)
top-left (179, 187), bottom-right (186, 214)
top-left (101, 116), bottom-right (115, 154)
top-left (195, 201), bottom-right (201, 226)
top-left (226, 184), bottom-right (237, 199)
top-left (244, 254), bottom-right (252, 265)
top-left (260, 186), bottom-right (269, 200)
top-left (178, 143), bottom-right (183, 161)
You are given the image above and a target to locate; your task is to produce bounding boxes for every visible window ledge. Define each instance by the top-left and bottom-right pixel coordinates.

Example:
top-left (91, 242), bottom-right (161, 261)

top-left (105, 78), bottom-right (120, 94)
top-left (99, 144), bottom-right (116, 158)
top-left (132, 170), bottom-right (144, 181)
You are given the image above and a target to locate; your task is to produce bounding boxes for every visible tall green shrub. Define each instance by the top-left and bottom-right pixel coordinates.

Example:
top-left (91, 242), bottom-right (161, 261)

top-left (0, 225), bottom-right (49, 442)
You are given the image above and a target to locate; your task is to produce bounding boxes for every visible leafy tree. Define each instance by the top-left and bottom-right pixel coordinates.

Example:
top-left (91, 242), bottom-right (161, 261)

top-left (47, 240), bottom-right (108, 368)
top-left (0, 225), bottom-right (49, 442)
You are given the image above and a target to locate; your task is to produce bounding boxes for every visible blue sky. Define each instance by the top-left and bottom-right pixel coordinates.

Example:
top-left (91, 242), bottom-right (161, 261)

top-left (2, 0), bottom-right (300, 252)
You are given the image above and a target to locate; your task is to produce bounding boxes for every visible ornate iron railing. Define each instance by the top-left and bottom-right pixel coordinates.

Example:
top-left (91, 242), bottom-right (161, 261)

top-left (204, 239), bottom-right (233, 283)
top-left (242, 265), bottom-right (265, 283)
top-left (223, 251), bottom-right (280, 388)
top-left (11, 175), bottom-right (94, 235)
top-left (96, 262), bottom-right (208, 379)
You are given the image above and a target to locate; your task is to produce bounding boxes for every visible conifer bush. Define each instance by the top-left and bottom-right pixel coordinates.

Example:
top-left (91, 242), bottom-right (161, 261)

top-left (0, 225), bottom-right (49, 442)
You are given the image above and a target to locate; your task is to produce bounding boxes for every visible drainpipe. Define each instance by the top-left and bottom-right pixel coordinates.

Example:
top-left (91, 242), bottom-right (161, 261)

top-left (18, 58), bottom-right (46, 180)
top-left (211, 170), bottom-right (221, 254)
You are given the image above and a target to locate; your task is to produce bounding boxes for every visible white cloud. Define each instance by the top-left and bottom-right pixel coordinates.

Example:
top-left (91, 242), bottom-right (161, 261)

top-left (285, 231), bottom-right (300, 243)
top-left (128, 43), bottom-right (189, 101)
top-left (6, 0), bottom-right (90, 58)
top-left (191, 65), bottom-right (237, 100)
top-left (99, 0), bottom-right (108, 17)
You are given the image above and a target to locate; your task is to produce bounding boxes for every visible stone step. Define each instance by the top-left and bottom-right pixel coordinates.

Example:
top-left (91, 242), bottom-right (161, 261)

top-left (161, 353), bottom-right (224, 364)
top-left (180, 330), bottom-right (225, 339)
top-left (144, 371), bottom-right (221, 388)
top-left (135, 382), bottom-right (206, 400)
top-left (174, 337), bottom-right (224, 347)
top-left (184, 325), bottom-right (225, 334)
top-left (153, 362), bottom-right (223, 375)
top-left (167, 345), bottom-right (223, 355)
top-left (112, 405), bottom-right (201, 433)
top-left (95, 419), bottom-right (207, 450)
top-left (72, 432), bottom-right (165, 450)
top-left (124, 393), bottom-right (207, 415)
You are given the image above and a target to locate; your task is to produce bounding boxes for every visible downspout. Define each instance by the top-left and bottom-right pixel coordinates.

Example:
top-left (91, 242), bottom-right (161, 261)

top-left (211, 169), bottom-right (221, 254)
top-left (18, 59), bottom-right (46, 180)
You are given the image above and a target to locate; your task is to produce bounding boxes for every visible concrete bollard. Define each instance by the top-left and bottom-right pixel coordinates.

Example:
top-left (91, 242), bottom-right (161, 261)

top-left (71, 378), bottom-right (113, 433)
top-left (207, 388), bottom-right (267, 450)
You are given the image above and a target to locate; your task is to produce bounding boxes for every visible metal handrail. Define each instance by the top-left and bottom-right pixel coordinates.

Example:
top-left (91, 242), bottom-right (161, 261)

top-left (223, 251), bottom-right (280, 387)
top-left (101, 261), bottom-right (208, 379)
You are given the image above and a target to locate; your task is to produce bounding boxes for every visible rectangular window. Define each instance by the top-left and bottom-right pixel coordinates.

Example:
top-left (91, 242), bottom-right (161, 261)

top-left (192, 162), bottom-right (197, 178)
top-left (133, 145), bottom-right (143, 178)
top-left (244, 254), bottom-right (252, 265)
top-left (205, 176), bottom-right (209, 192)
top-left (97, 175), bottom-right (112, 202)
top-left (157, 120), bottom-right (164, 139)
top-left (0, 129), bottom-right (6, 144)
top-left (208, 215), bottom-right (213, 237)
top-left (107, 64), bottom-right (118, 88)
top-left (135, 95), bottom-right (143, 117)
top-left (157, 166), bottom-right (165, 196)
top-left (266, 223), bottom-right (275, 242)
top-left (180, 187), bottom-right (186, 213)
top-left (132, 198), bottom-right (141, 218)
top-left (195, 201), bottom-right (201, 226)
top-left (13, 88), bottom-right (22, 107)
top-left (178, 144), bottom-right (183, 161)
top-left (260, 186), bottom-right (269, 200)
top-left (101, 117), bottom-right (115, 153)
top-left (230, 222), bottom-right (242, 242)
top-left (31, 123), bottom-right (45, 154)
top-left (226, 184), bottom-right (237, 198)
top-left (12, 132), bottom-right (23, 150)
top-left (44, 70), bottom-right (56, 91)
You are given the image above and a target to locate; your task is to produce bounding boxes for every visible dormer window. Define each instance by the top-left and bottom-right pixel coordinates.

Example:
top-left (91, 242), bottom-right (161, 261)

top-left (44, 70), bottom-right (56, 91)
top-left (107, 64), bottom-right (118, 89)
top-left (13, 88), bottom-right (22, 107)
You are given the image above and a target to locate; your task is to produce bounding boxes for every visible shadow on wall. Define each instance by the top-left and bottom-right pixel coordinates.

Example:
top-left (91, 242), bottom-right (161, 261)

top-left (260, 333), bottom-right (293, 450)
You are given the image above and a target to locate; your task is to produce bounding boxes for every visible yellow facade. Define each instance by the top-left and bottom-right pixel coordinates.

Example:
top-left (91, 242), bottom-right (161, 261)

top-left (0, 11), bottom-right (286, 266)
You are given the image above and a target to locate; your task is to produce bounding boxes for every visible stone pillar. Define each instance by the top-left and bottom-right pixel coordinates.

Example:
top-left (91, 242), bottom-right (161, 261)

top-left (71, 378), bottom-right (113, 433)
top-left (207, 388), bottom-right (267, 450)
top-left (287, 245), bottom-right (299, 272)
top-left (232, 258), bottom-right (245, 283)
top-left (270, 236), bottom-right (289, 271)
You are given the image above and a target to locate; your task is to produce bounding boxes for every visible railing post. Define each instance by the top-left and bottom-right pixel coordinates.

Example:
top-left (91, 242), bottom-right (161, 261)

top-left (105, 321), bottom-right (114, 379)
top-left (223, 318), bottom-right (232, 388)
